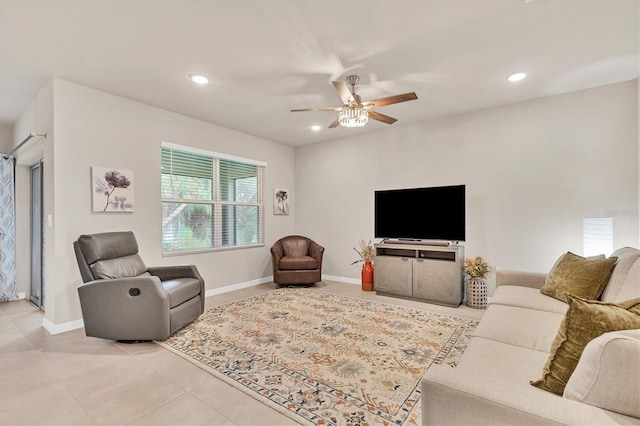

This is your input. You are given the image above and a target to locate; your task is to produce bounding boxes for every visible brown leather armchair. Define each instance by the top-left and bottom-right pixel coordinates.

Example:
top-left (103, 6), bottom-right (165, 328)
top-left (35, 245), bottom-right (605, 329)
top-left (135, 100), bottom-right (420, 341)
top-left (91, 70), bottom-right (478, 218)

top-left (271, 235), bottom-right (324, 286)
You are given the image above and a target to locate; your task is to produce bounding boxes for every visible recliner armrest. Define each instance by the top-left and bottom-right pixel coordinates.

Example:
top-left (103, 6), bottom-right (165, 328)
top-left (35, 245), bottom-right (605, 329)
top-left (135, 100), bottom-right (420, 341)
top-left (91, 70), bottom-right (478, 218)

top-left (77, 275), bottom-right (171, 340)
top-left (147, 265), bottom-right (202, 282)
top-left (148, 265), bottom-right (205, 313)
top-left (78, 275), bottom-right (168, 297)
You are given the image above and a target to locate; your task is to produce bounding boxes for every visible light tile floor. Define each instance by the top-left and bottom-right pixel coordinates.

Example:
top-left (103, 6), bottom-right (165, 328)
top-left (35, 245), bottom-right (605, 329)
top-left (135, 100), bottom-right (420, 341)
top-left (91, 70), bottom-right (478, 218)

top-left (0, 281), bottom-right (484, 426)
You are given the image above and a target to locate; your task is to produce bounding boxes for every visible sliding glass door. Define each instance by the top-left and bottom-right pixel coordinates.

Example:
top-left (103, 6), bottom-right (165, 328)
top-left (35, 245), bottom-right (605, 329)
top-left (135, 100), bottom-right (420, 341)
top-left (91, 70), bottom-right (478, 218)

top-left (30, 161), bottom-right (43, 309)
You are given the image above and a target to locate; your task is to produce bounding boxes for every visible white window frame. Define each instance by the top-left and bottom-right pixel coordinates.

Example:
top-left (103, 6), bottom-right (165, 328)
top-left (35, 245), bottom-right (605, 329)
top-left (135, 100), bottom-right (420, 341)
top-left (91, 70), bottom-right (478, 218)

top-left (583, 217), bottom-right (613, 257)
top-left (161, 141), bottom-right (266, 255)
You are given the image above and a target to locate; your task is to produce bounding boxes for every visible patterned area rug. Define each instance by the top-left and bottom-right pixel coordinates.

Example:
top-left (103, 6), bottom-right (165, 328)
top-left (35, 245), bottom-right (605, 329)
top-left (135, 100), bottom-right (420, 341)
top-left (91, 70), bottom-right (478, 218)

top-left (159, 289), bottom-right (478, 425)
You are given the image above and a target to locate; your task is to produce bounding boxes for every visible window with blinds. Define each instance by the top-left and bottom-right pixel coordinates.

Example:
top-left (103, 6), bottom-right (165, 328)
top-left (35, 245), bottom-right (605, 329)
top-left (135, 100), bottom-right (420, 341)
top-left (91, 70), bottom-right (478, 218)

top-left (161, 142), bottom-right (265, 254)
top-left (583, 217), bottom-right (613, 257)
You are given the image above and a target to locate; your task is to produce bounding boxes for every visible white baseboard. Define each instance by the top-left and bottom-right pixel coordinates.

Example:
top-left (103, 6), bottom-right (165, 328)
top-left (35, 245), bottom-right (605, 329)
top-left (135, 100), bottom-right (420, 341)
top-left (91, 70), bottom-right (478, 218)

top-left (17, 292), bottom-right (26, 300)
top-left (43, 317), bottom-right (84, 335)
top-left (205, 276), bottom-right (274, 298)
top-left (204, 275), bottom-right (360, 297)
top-left (322, 275), bottom-right (360, 285)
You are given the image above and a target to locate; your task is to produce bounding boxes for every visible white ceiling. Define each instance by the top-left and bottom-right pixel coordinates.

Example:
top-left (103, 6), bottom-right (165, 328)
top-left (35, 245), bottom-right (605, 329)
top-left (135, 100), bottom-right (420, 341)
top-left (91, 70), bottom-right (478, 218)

top-left (1, 0), bottom-right (638, 147)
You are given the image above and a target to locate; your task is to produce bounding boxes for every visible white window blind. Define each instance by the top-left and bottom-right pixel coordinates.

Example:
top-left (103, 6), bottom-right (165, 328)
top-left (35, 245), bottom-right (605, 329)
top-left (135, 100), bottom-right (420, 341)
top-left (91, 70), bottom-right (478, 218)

top-left (161, 143), bottom-right (265, 254)
top-left (583, 217), bottom-right (613, 257)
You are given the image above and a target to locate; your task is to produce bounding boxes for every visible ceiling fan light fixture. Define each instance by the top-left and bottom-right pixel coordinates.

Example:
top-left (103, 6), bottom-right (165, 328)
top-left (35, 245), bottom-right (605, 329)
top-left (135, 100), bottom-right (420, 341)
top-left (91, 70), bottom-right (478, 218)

top-left (291, 74), bottom-right (416, 128)
top-left (338, 105), bottom-right (368, 127)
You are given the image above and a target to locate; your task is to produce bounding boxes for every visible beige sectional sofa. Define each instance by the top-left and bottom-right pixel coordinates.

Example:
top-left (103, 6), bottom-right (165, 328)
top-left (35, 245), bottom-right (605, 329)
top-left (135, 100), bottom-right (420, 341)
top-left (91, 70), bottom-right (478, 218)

top-left (421, 247), bottom-right (640, 425)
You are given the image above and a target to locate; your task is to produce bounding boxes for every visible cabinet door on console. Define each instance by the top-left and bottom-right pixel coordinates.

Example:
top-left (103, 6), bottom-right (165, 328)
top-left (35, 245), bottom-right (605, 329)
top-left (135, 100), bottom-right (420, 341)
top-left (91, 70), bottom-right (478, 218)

top-left (374, 256), bottom-right (413, 297)
top-left (413, 259), bottom-right (462, 305)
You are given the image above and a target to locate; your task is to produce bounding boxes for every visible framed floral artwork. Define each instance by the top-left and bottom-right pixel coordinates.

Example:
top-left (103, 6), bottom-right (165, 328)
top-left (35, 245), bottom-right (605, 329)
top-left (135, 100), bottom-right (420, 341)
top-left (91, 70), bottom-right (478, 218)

top-left (274, 188), bottom-right (289, 215)
top-left (92, 166), bottom-right (134, 212)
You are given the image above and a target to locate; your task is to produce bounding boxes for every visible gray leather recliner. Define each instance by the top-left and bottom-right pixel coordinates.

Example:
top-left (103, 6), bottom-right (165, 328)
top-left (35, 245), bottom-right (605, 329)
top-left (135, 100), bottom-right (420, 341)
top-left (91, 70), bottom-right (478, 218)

top-left (74, 231), bottom-right (204, 341)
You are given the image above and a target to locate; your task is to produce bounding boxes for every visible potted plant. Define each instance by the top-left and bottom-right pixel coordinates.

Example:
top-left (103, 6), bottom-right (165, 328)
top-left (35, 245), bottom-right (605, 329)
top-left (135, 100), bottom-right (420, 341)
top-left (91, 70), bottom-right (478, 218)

top-left (351, 240), bottom-right (375, 291)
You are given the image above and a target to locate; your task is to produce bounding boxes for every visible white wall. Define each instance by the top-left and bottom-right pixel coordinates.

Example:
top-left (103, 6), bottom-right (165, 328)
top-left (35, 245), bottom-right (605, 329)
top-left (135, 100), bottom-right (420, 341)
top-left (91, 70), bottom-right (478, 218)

top-left (295, 80), bottom-right (639, 285)
top-left (0, 123), bottom-right (13, 153)
top-left (16, 78), bottom-right (296, 328)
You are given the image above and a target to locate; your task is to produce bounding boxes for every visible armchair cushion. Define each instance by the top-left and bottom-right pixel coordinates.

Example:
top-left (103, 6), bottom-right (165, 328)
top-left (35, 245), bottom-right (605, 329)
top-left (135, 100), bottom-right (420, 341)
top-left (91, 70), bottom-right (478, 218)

top-left (279, 255), bottom-right (318, 270)
top-left (90, 253), bottom-right (147, 279)
top-left (282, 238), bottom-right (310, 257)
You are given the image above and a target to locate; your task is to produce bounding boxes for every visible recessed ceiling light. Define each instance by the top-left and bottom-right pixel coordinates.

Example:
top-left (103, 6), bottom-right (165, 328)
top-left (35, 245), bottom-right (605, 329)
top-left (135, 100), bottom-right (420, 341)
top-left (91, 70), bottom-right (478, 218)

top-left (189, 73), bottom-right (210, 85)
top-left (310, 124), bottom-right (322, 132)
top-left (506, 71), bottom-right (528, 82)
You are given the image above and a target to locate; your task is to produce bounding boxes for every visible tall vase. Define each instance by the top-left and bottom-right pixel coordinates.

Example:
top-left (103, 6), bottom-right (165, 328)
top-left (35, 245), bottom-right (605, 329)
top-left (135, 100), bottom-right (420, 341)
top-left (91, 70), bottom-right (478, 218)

top-left (361, 261), bottom-right (374, 291)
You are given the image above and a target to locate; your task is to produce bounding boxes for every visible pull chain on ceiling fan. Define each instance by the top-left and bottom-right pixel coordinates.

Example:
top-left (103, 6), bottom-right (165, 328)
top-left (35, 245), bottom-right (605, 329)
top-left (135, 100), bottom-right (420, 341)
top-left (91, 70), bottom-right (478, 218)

top-left (291, 74), bottom-right (418, 129)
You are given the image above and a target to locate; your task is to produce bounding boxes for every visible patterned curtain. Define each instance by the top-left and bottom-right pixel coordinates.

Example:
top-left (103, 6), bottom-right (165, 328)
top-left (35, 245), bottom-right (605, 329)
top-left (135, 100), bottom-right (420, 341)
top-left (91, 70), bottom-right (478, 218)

top-left (0, 155), bottom-right (17, 302)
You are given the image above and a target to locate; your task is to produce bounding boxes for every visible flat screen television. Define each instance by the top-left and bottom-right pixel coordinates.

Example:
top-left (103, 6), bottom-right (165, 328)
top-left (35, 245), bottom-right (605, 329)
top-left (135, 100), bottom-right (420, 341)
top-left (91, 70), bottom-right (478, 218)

top-left (374, 185), bottom-right (465, 242)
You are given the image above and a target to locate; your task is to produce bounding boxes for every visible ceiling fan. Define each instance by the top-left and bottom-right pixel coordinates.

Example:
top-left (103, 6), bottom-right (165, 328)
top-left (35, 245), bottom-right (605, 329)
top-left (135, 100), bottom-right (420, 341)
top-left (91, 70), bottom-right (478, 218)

top-left (291, 75), bottom-right (418, 128)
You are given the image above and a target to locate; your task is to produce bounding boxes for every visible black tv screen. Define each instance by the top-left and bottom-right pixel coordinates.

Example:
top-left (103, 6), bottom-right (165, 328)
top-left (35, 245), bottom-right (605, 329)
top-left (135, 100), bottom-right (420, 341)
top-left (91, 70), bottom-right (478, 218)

top-left (374, 185), bottom-right (465, 241)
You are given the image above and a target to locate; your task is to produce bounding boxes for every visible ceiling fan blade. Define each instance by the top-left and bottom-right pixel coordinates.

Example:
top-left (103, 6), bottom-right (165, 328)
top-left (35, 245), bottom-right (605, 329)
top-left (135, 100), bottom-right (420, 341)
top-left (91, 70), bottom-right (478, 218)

top-left (332, 81), bottom-right (356, 105)
top-left (291, 106), bottom-right (343, 112)
top-left (368, 110), bottom-right (397, 125)
top-left (328, 118), bottom-right (341, 128)
top-left (366, 92), bottom-right (418, 109)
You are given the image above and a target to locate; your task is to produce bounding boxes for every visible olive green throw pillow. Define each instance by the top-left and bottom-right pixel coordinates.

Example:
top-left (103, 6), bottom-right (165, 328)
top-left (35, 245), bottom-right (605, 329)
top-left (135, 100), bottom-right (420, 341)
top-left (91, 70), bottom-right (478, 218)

top-left (531, 295), bottom-right (640, 395)
top-left (540, 252), bottom-right (617, 302)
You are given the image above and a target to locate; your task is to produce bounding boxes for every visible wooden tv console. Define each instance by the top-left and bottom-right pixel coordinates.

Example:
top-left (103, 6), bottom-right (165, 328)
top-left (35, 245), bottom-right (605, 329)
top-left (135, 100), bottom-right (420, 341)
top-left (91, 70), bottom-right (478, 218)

top-left (373, 242), bottom-right (464, 307)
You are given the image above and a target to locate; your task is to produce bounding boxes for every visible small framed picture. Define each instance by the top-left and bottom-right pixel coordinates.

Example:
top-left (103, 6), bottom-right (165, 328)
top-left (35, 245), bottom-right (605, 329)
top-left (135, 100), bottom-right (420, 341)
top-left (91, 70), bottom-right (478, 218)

top-left (92, 166), bottom-right (135, 212)
top-left (274, 188), bottom-right (289, 215)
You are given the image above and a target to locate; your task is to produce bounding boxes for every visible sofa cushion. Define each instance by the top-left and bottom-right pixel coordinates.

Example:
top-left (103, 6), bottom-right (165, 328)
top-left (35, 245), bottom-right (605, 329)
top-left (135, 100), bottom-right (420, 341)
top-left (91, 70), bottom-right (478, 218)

top-left (161, 278), bottom-right (201, 309)
top-left (531, 296), bottom-right (640, 395)
top-left (540, 252), bottom-right (617, 303)
top-left (421, 336), bottom-right (636, 425)
top-left (563, 329), bottom-right (640, 418)
top-left (279, 255), bottom-right (318, 270)
top-left (90, 253), bottom-right (147, 279)
top-left (490, 285), bottom-right (568, 314)
top-left (474, 304), bottom-right (565, 352)
top-left (601, 247), bottom-right (640, 302)
top-left (614, 259), bottom-right (640, 303)
top-left (601, 247), bottom-right (640, 301)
